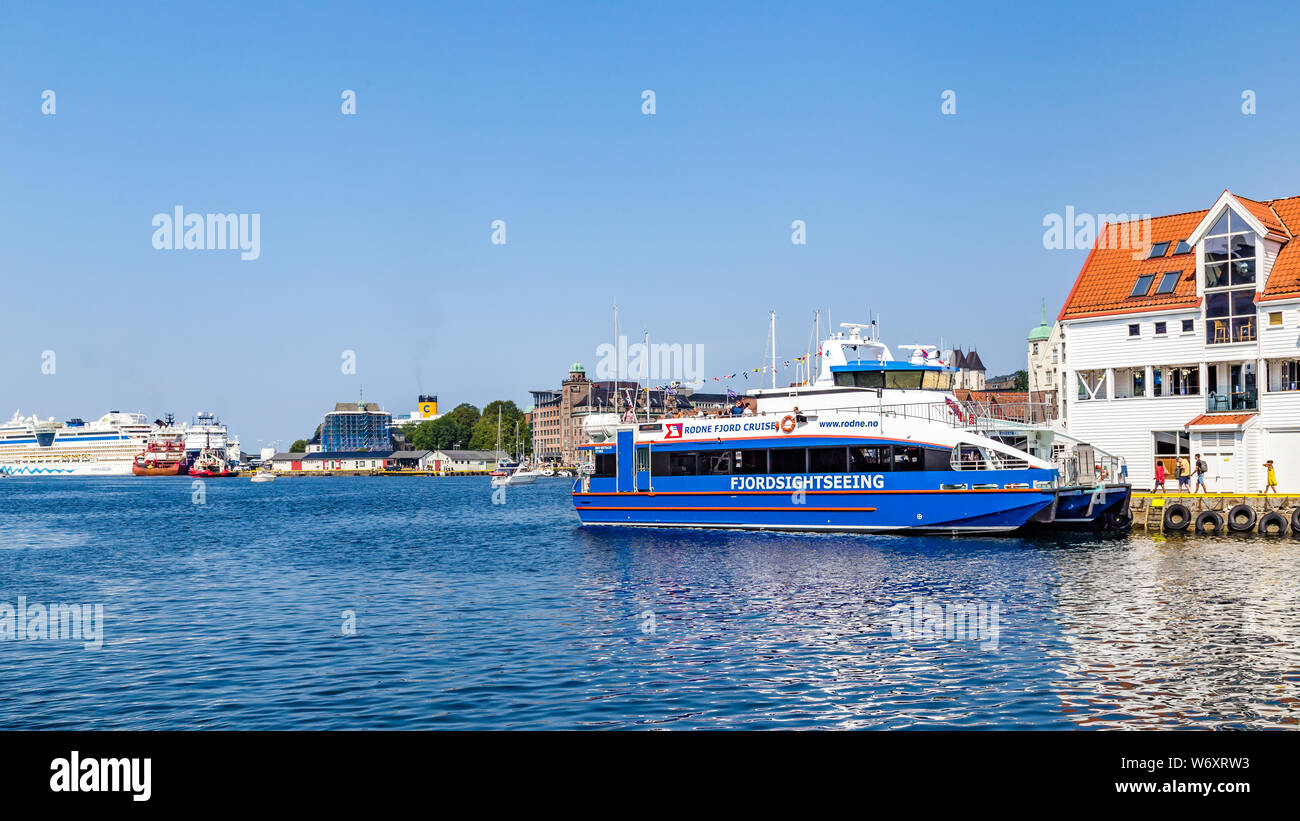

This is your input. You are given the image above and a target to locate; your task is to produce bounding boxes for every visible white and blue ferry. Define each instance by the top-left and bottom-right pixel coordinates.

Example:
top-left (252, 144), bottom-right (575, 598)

top-left (573, 323), bottom-right (1125, 535)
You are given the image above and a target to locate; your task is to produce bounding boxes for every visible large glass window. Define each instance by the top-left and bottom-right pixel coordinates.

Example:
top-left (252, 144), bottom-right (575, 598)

top-left (883, 370), bottom-right (924, 389)
top-left (808, 447), bottom-right (847, 473)
top-left (733, 450), bottom-right (768, 474)
top-left (668, 451), bottom-right (698, 476)
top-left (891, 446), bottom-right (924, 470)
top-left (849, 446), bottom-right (890, 472)
top-left (594, 453), bottom-right (617, 477)
top-left (1204, 210), bottom-right (1258, 344)
top-left (770, 448), bottom-right (807, 473)
top-left (1270, 359), bottom-right (1300, 392)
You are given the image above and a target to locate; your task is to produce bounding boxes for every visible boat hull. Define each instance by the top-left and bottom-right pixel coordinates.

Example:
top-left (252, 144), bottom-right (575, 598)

top-left (573, 486), bottom-right (1056, 534)
top-left (1, 461), bottom-right (134, 476)
top-left (132, 463), bottom-right (187, 476)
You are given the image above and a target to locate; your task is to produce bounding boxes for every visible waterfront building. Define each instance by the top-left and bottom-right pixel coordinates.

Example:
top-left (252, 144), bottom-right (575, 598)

top-left (429, 449), bottom-right (508, 473)
top-left (985, 373), bottom-right (1018, 391)
top-left (1058, 190), bottom-right (1300, 492)
top-left (1027, 303), bottom-right (1066, 421)
top-left (529, 363), bottom-right (730, 464)
top-left (320, 402), bottom-right (393, 452)
top-left (947, 348), bottom-right (987, 390)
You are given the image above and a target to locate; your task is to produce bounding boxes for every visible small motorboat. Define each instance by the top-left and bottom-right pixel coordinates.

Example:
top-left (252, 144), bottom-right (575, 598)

top-left (250, 469), bottom-right (275, 483)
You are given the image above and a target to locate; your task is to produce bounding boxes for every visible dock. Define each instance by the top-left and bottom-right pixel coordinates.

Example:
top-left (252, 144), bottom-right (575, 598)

top-left (1131, 492), bottom-right (1299, 535)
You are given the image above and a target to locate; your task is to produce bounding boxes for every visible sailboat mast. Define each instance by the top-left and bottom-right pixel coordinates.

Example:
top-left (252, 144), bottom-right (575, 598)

top-left (769, 311), bottom-right (777, 390)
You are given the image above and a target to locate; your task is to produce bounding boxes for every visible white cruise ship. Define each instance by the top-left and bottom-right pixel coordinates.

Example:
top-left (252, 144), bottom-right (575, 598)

top-left (0, 411), bottom-right (152, 476)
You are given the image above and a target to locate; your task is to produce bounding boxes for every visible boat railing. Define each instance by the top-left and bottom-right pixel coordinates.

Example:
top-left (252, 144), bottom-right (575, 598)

top-left (807, 400), bottom-right (1059, 429)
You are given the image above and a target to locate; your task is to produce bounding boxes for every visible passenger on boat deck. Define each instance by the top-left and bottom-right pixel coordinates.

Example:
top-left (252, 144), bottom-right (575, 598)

top-left (729, 400), bottom-right (745, 417)
top-left (793, 406), bottom-right (807, 423)
top-left (742, 404), bottom-right (753, 416)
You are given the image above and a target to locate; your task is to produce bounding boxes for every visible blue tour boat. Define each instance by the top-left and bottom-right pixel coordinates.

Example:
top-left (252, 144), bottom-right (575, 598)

top-left (571, 322), bottom-right (1128, 535)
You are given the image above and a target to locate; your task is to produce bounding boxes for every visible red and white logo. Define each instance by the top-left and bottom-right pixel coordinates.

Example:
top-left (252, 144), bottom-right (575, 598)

top-left (664, 422), bottom-right (683, 439)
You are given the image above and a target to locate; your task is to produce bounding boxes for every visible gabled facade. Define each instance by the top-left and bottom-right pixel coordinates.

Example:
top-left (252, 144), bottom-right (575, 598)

top-left (1058, 190), bottom-right (1300, 492)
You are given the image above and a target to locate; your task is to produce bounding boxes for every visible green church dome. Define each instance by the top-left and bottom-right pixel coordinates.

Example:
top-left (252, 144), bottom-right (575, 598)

top-left (1027, 300), bottom-right (1052, 341)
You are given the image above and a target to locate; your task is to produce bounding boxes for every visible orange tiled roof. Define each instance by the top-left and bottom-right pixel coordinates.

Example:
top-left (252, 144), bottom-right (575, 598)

top-left (1233, 195), bottom-right (1289, 238)
top-left (1061, 192), bottom-right (1300, 319)
top-left (1261, 196), bottom-right (1300, 301)
top-left (1185, 413), bottom-right (1257, 427)
top-left (1059, 211), bottom-right (1205, 319)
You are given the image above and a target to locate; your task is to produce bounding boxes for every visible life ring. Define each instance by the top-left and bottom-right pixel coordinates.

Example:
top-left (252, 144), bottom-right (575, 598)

top-left (780, 415), bottom-right (797, 434)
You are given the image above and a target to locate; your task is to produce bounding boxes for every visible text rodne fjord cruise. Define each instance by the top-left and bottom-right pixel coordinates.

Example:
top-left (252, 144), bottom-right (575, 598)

top-left (573, 323), bottom-right (1124, 534)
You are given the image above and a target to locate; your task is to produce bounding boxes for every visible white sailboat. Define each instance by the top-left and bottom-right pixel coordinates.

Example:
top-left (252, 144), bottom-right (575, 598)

top-left (490, 409), bottom-right (538, 486)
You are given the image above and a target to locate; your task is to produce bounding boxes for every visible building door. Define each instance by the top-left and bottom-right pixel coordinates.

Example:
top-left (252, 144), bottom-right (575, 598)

top-left (635, 445), bottom-right (651, 492)
top-left (1198, 431), bottom-right (1238, 492)
top-left (1265, 430), bottom-right (1300, 493)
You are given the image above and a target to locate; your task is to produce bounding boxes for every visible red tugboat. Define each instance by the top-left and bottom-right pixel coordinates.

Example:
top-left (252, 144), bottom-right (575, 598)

top-left (132, 420), bottom-right (189, 476)
top-left (188, 431), bottom-right (238, 477)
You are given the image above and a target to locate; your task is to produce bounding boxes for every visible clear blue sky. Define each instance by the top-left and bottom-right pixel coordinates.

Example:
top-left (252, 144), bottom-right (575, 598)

top-left (4, 0), bottom-right (1300, 447)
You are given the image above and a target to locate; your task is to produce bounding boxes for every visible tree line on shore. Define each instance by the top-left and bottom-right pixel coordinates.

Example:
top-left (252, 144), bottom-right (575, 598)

top-left (288, 401), bottom-right (530, 455)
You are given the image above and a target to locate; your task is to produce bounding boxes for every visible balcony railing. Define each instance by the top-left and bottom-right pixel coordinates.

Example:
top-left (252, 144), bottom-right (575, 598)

top-left (1206, 389), bottom-right (1257, 412)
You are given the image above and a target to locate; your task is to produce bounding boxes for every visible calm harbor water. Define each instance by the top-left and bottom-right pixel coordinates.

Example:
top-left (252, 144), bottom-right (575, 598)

top-left (1, 476), bottom-right (1298, 730)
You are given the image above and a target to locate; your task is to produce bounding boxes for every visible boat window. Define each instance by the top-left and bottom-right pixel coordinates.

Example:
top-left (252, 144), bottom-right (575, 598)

top-left (650, 451), bottom-right (672, 475)
top-left (769, 447), bottom-right (807, 473)
top-left (734, 450), bottom-right (768, 475)
top-left (921, 370), bottom-right (954, 390)
top-left (951, 444), bottom-right (986, 470)
top-left (808, 446), bottom-right (847, 473)
top-left (834, 372), bottom-right (855, 387)
top-left (854, 371), bottom-right (884, 388)
top-left (668, 452), bottom-right (699, 476)
top-left (702, 452), bottom-right (732, 475)
top-left (891, 445), bottom-right (924, 470)
top-left (884, 371), bottom-right (924, 390)
top-left (924, 447), bottom-right (953, 470)
top-left (849, 446), bottom-right (890, 472)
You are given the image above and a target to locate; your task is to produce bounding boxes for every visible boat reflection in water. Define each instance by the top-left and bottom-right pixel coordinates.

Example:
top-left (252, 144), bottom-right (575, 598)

top-left (1047, 534), bottom-right (1300, 729)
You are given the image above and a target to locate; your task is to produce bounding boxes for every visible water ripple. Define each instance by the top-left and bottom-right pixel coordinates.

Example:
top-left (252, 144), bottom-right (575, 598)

top-left (1, 477), bottom-right (1298, 728)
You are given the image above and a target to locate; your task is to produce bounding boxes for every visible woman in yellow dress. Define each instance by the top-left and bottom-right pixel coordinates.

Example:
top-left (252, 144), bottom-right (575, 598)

top-left (1263, 460), bottom-right (1278, 494)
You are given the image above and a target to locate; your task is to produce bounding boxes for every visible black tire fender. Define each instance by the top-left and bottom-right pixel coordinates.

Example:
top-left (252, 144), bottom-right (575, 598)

top-left (1195, 510), bottom-right (1223, 534)
top-left (1104, 506), bottom-right (1134, 531)
top-left (1227, 503), bottom-right (1256, 532)
top-left (1163, 503), bottom-right (1191, 532)
top-left (1259, 511), bottom-right (1289, 536)
top-left (1292, 507), bottom-right (1300, 534)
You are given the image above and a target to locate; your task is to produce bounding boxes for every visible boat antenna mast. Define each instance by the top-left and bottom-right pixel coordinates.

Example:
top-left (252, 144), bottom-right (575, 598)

top-left (769, 311), bottom-right (777, 389)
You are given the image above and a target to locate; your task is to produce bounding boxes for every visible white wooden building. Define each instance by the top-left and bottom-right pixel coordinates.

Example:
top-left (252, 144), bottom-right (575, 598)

top-left (1058, 190), bottom-right (1300, 493)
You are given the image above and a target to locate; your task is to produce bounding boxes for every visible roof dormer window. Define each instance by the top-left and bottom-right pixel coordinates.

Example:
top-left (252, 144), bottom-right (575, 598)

top-left (1148, 242), bottom-right (1169, 258)
top-left (1130, 274), bottom-right (1155, 297)
top-left (1154, 271), bottom-right (1181, 295)
top-left (1173, 239), bottom-right (1193, 255)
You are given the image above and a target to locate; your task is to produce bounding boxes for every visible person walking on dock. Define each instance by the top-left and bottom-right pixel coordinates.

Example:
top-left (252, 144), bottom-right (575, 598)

top-left (1175, 457), bottom-right (1189, 493)
top-left (1263, 459), bottom-right (1278, 494)
top-left (1194, 454), bottom-right (1208, 494)
top-left (1153, 461), bottom-right (1166, 493)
